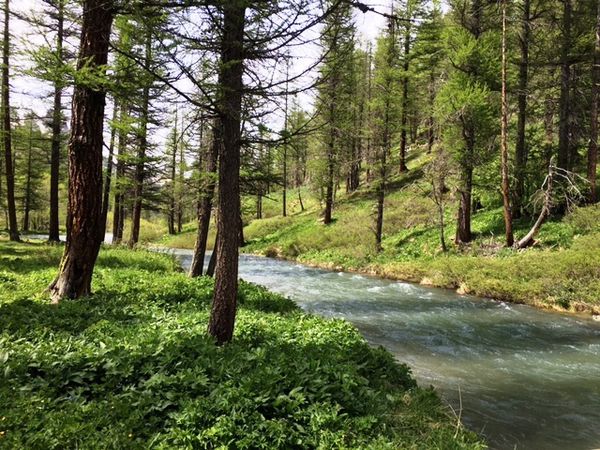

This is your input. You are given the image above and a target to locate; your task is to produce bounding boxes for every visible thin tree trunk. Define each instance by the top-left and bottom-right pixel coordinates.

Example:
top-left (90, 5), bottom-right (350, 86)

top-left (589, 0), bottom-right (600, 203)
top-left (111, 105), bottom-right (127, 244)
top-left (129, 32), bottom-right (152, 248)
top-left (297, 187), bottom-right (304, 211)
top-left (558, 0), bottom-right (572, 170)
top-left (23, 119), bottom-right (34, 233)
top-left (399, 22), bottom-right (410, 173)
top-left (514, 0), bottom-right (530, 215)
top-left (168, 116), bottom-right (177, 235)
top-left (427, 71), bottom-right (435, 153)
top-left (2, 0), bottom-right (19, 242)
top-left (190, 121), bottom-right (219, 277)
top-left (177, 113), bottom-right (185, 233)
top-left (48, 0), bottom-right (64, 242)
top-left (323, 85), bottom-right (336, 225)
top-left (208, 2), bottom-right (246, 345)
top-left (100, 102), bottom-right (118, 242)
top-left (500, 0), bottom-right (514, 246)
top-left (282, 60), bottom-right (289, 217)
top-left (49, 0), bottom-right (114, 302)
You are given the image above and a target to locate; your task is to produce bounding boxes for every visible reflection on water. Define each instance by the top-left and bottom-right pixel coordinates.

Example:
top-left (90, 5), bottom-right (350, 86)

top-left (169, 248), bottom-right (600, 449)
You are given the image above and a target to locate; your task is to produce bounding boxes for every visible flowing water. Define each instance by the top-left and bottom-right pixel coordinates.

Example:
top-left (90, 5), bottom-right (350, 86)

top-left (168, 249), bottom-right (600, 450)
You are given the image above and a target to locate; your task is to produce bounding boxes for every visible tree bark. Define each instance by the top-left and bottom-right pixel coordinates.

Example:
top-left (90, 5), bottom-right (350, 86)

top-left (399, 21), bottom-right (410, 173)
top-left (49, 0), bottom-right (114, 302)
top-left (589, 0), bottom-right (600, 203)
top-left (208, 1), bottom-right (246, 345)
top-left (206, 230), bottom-right (218, 277)
top-left (558, 0), bottom-right (572, 171)
top-left (111, 105), bottom-right (127, 244)
top-left (23, 119), bottom-right (34, 233)
top-left (500, 0), bottom-right (514, 247)
top-left (100, 102), bottom-right (118, 242)
top-left (48, 0), bottom-right (64, 242)
top-left (514, 0), bottom-right (530, 216)
top-left (2, 0), bottom-right (19, 242)
top-left (190, 121), bottom-right (220, 277)
top-left (129, 32), bottom-right (152, 248)
top-left (168, 112), bottom-right (177, 235)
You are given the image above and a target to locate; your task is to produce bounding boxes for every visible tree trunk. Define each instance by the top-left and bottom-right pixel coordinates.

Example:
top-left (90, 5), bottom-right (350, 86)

top-left (455, 164), bottom-right (473, 244)
top-left (323, 85), bottom-right (336, 225)
top-left (427, 71), bottom-right (435, 153)
top-left (514, 0), bottom-right (530, 216)
top-left (100, 102), bottom-right (118, 242)
top-left (500, 0), bottom-right (514, 247)
top-left (111, 105), bottom-right (127, 244)
top-left (589, 0), bottom-right (600, 203)
top-left (168, 115), bottom-right (177, 235)
top-left (399, 23), bottom-right (410, 173)
top-left (208, 2), bottom-right (246, 345)
top-left (129, 32), bottom-right (152, 248)
top-left (177, 116), bottom-right (185, 233)
top-left (49, 0), bottom-right (114, 302)
top-left (48, 0), bottom-right (64, 242)
top-left (206, 230), bottom-right (218, 277)
top-left (2, 0), bottom-right (19, 242)
top-left (558, 0), bottom-right (572, 171)
top-left (190, 121), bottom-right (220, 277)
top-left (23, 119), bottom-right (34, 233)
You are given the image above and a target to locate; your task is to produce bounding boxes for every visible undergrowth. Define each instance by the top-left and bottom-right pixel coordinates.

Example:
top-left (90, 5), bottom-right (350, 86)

top-left (0, 241), bottom-right (484, 449)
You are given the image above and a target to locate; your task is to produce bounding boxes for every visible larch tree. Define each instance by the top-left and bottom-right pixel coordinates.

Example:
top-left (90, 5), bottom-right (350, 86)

top-left (437, 0), bottom-right (498, 245)
top-left (2, 0), bottom-right (19, 242)
top-left (49, 0), bottom-right (114, 302)
top-left (371, 14), bottom-right (400, 252)
top-left (317, 0), bottom-right (355, 225)
top-left (589, 0), bottom-right (600, 203)
top-left (47, 0), bottom-right (66, 243)
top-left (207, 0), bottom-right (247, 344)
top-left (500, 0), bottom-right (514, 246)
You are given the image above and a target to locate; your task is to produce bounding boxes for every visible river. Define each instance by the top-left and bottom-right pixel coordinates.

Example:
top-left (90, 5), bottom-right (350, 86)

top-left (167, 248), bottom-right (600, 450)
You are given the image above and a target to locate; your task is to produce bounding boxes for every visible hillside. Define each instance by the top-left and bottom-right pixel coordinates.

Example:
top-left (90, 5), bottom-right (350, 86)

top-left (157, 151), bottom-right (600, 315)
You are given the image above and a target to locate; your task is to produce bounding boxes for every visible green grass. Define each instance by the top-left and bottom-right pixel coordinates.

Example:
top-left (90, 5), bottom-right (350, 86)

top-left (0, 241), bottom-right (484, 449)
top-left (238, 166), bottom-right (600, 315)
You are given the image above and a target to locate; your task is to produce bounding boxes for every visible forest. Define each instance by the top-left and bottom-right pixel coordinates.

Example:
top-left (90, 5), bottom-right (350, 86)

top-left (1, 0), bottom-right (599, 448)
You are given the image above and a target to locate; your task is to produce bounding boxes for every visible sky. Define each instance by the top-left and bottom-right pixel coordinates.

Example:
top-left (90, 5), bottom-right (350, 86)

top-left (9, 1), bottom-right (388, 149)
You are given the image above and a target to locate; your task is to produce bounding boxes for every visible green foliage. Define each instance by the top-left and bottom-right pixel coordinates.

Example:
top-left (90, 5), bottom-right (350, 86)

top-left (0, 241), bottom-right (483, 449)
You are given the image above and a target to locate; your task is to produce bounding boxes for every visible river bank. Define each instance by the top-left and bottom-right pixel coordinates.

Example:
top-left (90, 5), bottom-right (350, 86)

top-left (169, 247), bottom-right (600, 450)
top-left (0, 240), bottom-right (484, 449)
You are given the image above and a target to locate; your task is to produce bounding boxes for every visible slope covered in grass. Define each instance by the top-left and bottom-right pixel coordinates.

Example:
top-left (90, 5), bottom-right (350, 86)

top-left (0, 241), bottom-right (484, 449)
top-left (239, 152), bottom-right (600, 315)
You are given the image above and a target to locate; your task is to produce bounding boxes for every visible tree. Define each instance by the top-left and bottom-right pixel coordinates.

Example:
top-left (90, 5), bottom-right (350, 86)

top-left (14, 114), bottom-right (48, 232)
top-left (437, 0), bottom-right (497, 244)
top-left (513, 0), bottom-right (532, 215)
top-left (557, 0), bottom-right (572, 171)
top-left (317, 1), bottom-right (355, 225)
top-left (100, 102), bottom-right (118, 241)
top-left (398, 0), bottom-right (421, 173)
top-left (589, 0), bottom-right (600, 203)
top-left (49, 0), bottom-right (114, 302)
top-left (46, 0), bottom-right (66, 242)
top-left (207, 1), bottom-right (246, 345)
top-left (190, 119), bottom-right (219, 277)
top-left (371, 14), bottom-right (400, 251)
top-left (500, 0), bottom-right (514, 246)
top-left (2, 0), bottom-right (19, 241)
